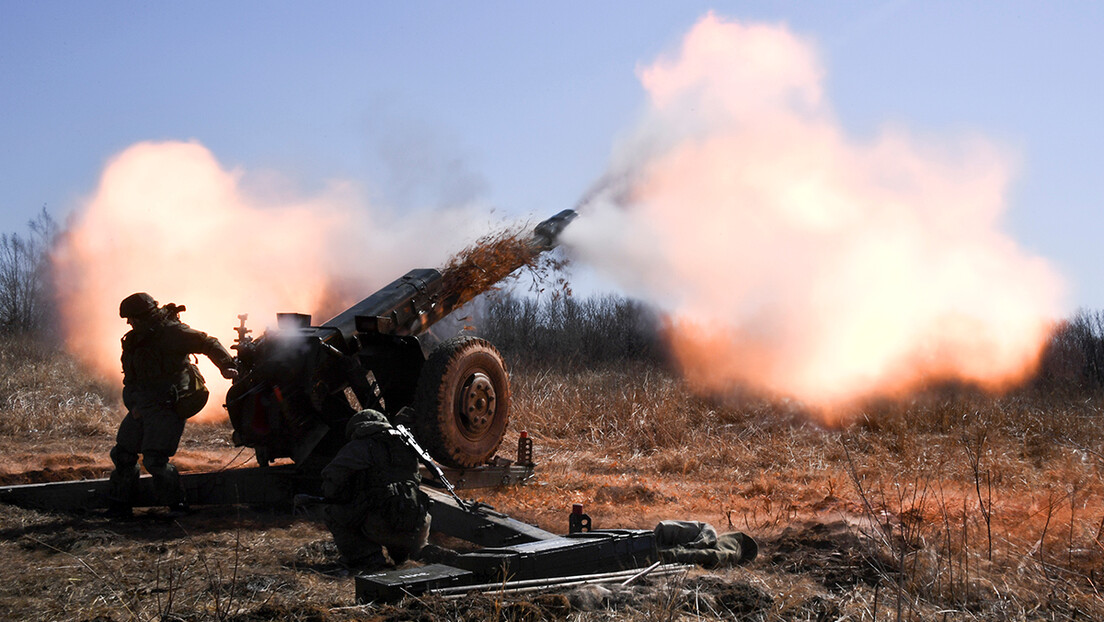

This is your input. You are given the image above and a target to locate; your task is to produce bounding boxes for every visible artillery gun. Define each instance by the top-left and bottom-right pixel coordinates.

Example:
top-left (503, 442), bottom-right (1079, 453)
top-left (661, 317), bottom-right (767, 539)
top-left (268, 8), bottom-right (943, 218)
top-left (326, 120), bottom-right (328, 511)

top-left (0, 206), bottom-right (760, 601)
top-left (226, 209), bottom-right (576, 472)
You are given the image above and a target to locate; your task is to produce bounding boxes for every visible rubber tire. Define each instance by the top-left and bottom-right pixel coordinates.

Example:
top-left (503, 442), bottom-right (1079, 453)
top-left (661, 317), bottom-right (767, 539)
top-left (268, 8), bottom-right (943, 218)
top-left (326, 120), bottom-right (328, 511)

top-left (414, 336), bottom-right (510, 468)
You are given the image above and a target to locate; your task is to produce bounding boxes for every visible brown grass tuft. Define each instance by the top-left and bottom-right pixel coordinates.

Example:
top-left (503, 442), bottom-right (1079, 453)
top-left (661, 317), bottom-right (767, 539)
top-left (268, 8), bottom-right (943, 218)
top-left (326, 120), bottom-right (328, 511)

top-left (0, 334), bottom-right (117, 438)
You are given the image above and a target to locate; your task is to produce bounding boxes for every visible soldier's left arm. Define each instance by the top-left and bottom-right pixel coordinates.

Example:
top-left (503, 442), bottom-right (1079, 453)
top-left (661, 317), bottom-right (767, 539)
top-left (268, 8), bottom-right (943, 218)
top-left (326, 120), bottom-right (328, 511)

top-left (168, 324), bottom-right (237, 374)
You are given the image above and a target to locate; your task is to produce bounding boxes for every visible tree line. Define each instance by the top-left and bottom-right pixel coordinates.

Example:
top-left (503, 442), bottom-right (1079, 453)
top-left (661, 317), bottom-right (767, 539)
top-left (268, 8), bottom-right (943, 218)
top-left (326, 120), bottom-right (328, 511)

top-left (475, 292), bottom-right (666, 370)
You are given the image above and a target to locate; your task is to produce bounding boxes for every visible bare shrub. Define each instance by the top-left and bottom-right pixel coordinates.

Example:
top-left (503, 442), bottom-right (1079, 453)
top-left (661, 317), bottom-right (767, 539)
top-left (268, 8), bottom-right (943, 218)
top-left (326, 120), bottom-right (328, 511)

top-left (0, 207), bottom-right (58, 336)
top-left (1034, 309), bottom-right (1104, 396)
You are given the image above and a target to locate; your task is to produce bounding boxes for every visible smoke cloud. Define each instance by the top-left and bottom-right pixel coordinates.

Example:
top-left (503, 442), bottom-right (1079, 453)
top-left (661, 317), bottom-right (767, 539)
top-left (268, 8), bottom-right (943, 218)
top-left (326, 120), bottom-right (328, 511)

top-left (53, 140), bottom-right (484, 420)
top-left (563, 14), bottom-right (1064, 414)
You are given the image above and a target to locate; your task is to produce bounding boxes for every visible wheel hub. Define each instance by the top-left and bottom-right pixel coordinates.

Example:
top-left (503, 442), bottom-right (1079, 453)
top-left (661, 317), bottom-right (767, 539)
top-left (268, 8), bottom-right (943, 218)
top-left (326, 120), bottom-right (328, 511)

top-left (457, 372), bottom-right (496, 438)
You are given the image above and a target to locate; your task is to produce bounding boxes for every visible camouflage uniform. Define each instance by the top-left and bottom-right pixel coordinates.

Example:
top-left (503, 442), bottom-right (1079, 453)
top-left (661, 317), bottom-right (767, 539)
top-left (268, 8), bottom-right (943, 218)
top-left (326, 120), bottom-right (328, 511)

top-left (654, 520), bottom-right (758, 568)
top-left (321, 410), bottom-right (431, 569)
top-left (108, 293), bottom-right (236, 514)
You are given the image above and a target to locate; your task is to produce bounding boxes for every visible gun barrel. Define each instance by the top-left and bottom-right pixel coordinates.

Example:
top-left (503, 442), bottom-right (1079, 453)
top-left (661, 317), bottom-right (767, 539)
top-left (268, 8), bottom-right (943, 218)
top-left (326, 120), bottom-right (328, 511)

top-left (322, 268), bottom-right (442, 340)
top-left (530, 209), bottom-right (577, 251)
top-left (323, 209), bottom-right (576, 341)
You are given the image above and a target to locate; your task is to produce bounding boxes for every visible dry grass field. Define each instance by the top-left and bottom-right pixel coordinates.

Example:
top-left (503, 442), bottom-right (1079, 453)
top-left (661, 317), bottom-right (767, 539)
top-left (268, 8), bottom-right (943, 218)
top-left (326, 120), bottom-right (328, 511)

top-left (3, 322), bottom-right (1104, 620)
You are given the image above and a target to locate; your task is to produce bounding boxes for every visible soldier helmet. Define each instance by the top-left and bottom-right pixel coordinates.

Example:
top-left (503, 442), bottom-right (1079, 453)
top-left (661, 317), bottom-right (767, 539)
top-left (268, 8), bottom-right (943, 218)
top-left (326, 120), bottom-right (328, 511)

top-left (119, 292), bottom-right (159, 319)
top-left (345, 409), bottom-right (390, 439)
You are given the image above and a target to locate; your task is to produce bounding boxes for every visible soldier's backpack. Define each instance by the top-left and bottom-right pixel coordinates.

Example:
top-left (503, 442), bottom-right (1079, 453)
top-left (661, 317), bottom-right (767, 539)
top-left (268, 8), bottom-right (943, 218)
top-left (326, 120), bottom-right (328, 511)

top-left (173, 361), bottom-right (209, 419)
top-left (378, 479), bottom-right (429, 532)
top-left (374, 430), bottom-right (429, 531)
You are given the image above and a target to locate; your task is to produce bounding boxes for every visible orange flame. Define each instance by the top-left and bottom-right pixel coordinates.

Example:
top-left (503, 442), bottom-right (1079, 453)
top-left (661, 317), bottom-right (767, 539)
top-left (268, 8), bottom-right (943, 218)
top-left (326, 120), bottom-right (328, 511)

top-left (564, 14), bottom-right (1064, 420)
top-left (52, 141), bottom-right (482, 421)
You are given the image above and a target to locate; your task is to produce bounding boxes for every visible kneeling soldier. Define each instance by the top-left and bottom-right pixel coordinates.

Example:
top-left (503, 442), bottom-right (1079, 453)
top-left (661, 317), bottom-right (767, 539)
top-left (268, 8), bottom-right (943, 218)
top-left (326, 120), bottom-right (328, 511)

top-left (321, 409), bottom-right (431, 570)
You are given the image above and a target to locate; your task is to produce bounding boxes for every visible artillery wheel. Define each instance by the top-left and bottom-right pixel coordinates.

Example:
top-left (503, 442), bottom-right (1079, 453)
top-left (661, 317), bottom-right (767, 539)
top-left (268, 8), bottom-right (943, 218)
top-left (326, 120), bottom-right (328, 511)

top-left (414, 336), bottom-right (510, 468)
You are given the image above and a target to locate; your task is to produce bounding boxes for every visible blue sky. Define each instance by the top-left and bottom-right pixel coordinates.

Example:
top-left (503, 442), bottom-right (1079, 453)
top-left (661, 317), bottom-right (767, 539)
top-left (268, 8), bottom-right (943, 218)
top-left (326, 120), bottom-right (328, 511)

top-left (3, 1), bottom-right (1103, 310)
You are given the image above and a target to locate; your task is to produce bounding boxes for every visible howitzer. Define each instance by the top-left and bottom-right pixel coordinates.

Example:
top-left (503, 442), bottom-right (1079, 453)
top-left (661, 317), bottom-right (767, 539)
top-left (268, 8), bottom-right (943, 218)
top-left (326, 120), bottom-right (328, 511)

top-left (226, 209), bottom-right (576, 470)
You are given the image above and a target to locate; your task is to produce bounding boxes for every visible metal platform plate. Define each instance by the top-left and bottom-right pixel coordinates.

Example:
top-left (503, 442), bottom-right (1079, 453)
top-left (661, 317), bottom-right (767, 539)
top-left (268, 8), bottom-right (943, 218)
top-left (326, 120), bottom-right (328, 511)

top-left (355, 563), bottom-right (474, 603)
top-left (355, 529), bottom-right (658, 602)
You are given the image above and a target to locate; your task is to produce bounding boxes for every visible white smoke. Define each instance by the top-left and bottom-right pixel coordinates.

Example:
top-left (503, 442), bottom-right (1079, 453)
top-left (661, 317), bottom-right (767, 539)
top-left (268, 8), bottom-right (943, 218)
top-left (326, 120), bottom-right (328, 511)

top-left (563, 13), bottom-right (1064, 413)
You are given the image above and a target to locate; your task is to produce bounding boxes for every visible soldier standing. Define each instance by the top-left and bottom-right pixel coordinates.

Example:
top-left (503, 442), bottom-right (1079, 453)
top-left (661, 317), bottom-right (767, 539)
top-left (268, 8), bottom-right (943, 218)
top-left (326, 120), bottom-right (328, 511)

top-left (107, 292), bottom-right (238, 517)
top-left (321, 409), bottom-right (431, 570)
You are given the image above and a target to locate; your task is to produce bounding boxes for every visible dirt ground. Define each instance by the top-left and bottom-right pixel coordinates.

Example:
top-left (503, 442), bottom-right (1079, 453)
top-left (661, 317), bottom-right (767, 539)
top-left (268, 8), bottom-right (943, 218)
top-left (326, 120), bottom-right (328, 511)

top-left (0, 420), bottom-right (898, 622)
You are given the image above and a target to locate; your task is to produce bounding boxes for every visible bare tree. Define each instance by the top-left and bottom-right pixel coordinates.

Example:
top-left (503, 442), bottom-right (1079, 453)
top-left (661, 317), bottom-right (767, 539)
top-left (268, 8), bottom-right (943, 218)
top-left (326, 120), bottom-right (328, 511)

top-left (1029, 308), bottom-right (1104, 397)
top-left (0, 207), bottom-right (58, 334)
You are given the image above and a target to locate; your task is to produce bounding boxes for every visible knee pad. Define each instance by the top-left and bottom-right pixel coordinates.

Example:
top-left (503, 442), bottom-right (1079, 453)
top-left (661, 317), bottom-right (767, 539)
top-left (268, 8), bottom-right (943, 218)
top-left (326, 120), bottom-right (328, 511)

top-left (110, 446), bottom-right (138, 469)
top-left (107, 461), bottom-right (140, 504)
top-left (142, 452), bottom-right (171, 472)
